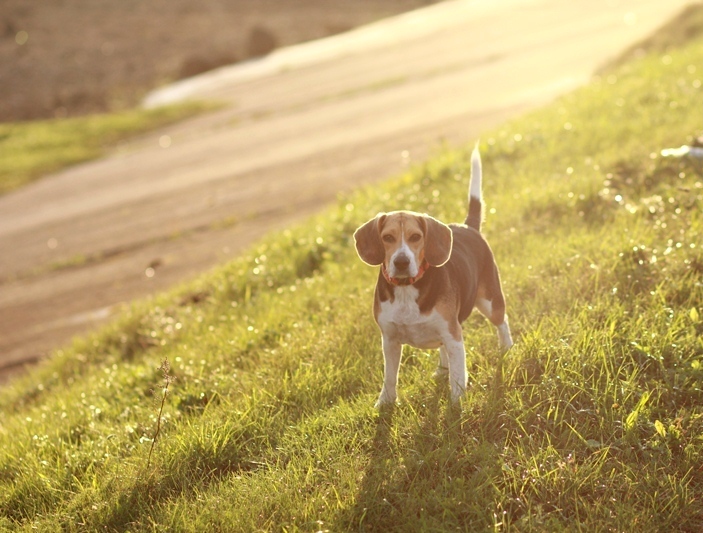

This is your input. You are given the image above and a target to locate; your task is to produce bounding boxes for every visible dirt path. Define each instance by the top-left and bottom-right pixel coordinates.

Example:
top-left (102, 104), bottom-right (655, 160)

top-left (1, 0), bottom-right (439, 121)
top-left (0, 0), bottom-right (691, 381)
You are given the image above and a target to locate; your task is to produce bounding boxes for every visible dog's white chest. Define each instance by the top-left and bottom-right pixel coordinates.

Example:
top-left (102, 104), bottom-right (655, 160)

top-left (377, 286), bottom-right (447, 349)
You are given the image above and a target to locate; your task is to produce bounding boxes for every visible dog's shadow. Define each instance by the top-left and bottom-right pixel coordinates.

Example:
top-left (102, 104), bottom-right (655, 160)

top-left (340, 381), bottom-right (465, 530)
top-left (340, 354), bottom-right (508, 530)
top-left (342, 404), bottom-right (396, 530)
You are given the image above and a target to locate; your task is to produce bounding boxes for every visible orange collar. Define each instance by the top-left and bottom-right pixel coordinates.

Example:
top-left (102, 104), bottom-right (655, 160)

top-left (382, 259), bottom-right (430, 286)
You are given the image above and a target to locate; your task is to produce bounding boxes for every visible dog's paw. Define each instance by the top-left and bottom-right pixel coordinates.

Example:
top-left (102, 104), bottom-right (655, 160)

top-left (498, 323), bottom-right (513, 352)
top-left (449, 381), bottom-right (466, 406)
top-left (432, 366), bottom-right (449, 380)
top-left (375, 390), bottom-right (397, 408)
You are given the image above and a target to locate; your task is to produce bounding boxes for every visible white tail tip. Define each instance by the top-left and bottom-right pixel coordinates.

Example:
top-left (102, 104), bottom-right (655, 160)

top-left (470, 142), bottom-right (482, 200)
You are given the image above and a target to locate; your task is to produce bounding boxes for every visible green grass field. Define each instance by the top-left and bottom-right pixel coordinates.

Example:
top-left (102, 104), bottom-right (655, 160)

top-left (2, 14), bottom-right (703, 533)
top-left (0, 102), bottom-right (212, 195)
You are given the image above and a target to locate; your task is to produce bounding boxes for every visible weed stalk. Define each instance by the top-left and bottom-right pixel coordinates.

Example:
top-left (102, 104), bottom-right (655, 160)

top-left (147, 358), bottom-right (174, 469)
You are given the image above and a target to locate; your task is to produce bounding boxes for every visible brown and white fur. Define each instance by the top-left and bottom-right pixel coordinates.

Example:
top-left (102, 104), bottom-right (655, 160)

top-left (354, 146), bottom-right (513, 406)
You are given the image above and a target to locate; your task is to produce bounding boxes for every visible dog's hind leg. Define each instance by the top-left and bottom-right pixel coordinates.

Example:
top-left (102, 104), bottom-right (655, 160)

top-left (475, 297), bottom-right (513, 352)
top-left (496, 316), bottom-right (513, 352)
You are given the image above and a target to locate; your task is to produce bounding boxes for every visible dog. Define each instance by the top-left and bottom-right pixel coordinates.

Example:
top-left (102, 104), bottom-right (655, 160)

top-left (354, 145), bottom-right (513, 406)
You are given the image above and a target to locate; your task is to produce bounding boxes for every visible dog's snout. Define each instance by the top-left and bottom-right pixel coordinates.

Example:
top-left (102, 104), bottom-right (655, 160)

top-left (393, 254), bottom-right (410, 271)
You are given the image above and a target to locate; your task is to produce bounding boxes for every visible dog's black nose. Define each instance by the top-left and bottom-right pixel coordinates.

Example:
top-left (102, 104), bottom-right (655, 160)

top-left (393, 255), bottom-right (410, 271)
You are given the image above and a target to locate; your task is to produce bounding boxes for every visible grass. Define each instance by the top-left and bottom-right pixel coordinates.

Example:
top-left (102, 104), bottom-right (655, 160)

top-left (603, 3), bottom-right (703, 70)
top-left (1, 13), bottom-right (703, 532)
top-left (0, 102), bottom-right (213, 195)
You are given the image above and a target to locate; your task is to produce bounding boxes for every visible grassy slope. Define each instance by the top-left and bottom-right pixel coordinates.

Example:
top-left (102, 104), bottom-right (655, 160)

top-left (2, 23), bottom-right (703, 533)
top-left (0, 102), bottom-right (212, 195)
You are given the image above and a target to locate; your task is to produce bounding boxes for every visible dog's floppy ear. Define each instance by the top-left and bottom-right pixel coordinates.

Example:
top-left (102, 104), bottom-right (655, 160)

top-left (354, 213), bottom-right (387, 266)
top-left (422, 214), bottom-right (453, 267)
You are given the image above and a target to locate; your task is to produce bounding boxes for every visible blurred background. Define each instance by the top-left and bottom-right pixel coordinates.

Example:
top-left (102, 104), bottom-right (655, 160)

top-left (1, 0), bottom-right (438, 121)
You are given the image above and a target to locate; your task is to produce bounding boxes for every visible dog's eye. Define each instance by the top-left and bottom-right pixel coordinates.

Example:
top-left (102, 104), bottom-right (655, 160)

top-left (382, 234), bottom-right (395, 244)
top-left (408, 234), bottom-right (422, 243)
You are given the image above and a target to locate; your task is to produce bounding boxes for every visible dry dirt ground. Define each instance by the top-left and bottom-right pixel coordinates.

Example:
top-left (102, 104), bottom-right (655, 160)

top-left (1, 0), bottom-right (436, 121)
top-left (0, 0), bottom-right (693, 382)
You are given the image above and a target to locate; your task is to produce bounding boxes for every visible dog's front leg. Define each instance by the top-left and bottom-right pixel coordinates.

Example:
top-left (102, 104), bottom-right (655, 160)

top-left (444, 338), bottom-right (467, 403)
top-left (433, 346), bottom-right (450, 379)
top-left (376, 335), bottom-right (402, 407)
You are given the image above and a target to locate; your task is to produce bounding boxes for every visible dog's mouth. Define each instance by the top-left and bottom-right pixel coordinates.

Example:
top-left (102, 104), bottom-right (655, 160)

top-left (387, 264), bottom-right (409, 278)
top-left (383, 258), bottom-right (430, 287)
top-left (386, 261), bottom-right (416, 279)
top-left (389, 252), bottom-right (414, 275)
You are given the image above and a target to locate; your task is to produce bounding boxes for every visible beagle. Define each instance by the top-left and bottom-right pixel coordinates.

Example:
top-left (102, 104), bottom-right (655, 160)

top-left (354, 146), bottom-right (513, 406)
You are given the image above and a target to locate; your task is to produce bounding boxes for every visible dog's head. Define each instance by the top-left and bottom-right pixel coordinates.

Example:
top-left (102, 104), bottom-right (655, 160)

top-left (353, 211), bottom-right (453, 279)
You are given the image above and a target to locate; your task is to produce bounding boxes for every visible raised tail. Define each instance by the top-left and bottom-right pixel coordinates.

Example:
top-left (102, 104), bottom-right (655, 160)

top-left (465, 143), bottom-right (483, 231)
